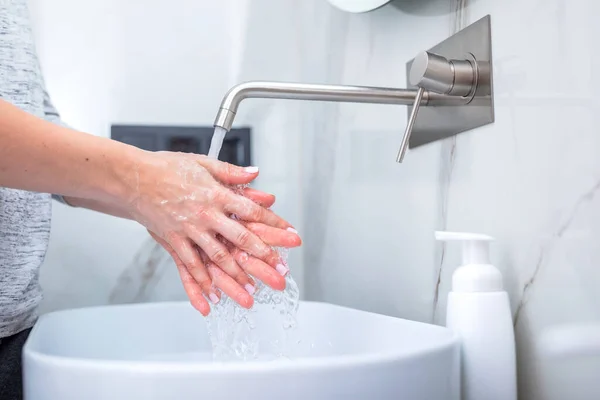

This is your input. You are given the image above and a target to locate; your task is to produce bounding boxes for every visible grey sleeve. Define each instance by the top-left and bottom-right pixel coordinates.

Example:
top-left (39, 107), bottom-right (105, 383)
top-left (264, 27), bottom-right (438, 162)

top-left (42, 87), bottom-right (73, 206)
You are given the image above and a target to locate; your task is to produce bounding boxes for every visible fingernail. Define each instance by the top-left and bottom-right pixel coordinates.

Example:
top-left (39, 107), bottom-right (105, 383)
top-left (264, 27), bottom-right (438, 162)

top-left (276, 264), bottom-right (289, 276)
top-left (244, 284), bottom-right (256, 295)
top-left (209, 293), bottom-right (220, 304)
top-left (244, 166), bottom-right (259, 173)
top-left (286, 227), bottom-right (298, 234)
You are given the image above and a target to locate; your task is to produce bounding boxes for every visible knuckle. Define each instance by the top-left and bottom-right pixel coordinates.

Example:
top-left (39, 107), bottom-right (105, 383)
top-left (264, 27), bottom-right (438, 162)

top-left (236, 229), bottom-right (252, 247)
top-left (197, 277), bottom-right (213, 291)
top-left (212, 188), bottom-right (230, 204)
top-left (249, 205), bottom-right (264, 221)
top-left (185, 258), bottom-right (202, 272)
top-left (164, 231), bottom-right (180, 245)
top-left (196, 207), bottom-right (212, 222)
top-left (211, 248), bottom-right (230, 265)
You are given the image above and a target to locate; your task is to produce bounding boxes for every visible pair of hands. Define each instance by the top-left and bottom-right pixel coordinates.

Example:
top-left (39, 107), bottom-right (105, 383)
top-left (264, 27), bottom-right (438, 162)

top-left (124, 152), bottom-right (301, 316)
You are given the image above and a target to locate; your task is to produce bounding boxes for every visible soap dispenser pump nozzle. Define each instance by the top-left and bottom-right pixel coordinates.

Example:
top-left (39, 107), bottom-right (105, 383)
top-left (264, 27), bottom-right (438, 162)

top-left (435, 231), bottom-right (502, 293)
top-left (434, 231), bottom-right (493, 265)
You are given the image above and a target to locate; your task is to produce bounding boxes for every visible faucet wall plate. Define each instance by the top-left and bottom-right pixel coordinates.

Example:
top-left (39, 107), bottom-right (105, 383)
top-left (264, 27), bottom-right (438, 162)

top-left (406, 15), bottom-right (494, 149)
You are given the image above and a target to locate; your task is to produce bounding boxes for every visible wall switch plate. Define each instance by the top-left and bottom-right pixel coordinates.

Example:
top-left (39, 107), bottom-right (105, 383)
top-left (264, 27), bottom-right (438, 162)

top-left (111, 125), bottom-right (252, 167)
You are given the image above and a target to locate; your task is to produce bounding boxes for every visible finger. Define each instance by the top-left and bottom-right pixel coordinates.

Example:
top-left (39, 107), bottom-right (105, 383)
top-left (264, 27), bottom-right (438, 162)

top-left (173, 251), bottom-right (212, 316)
top-left (167, 235), bottom-right (219, 306)
top-left (207, 263), bottom-right (254, 309)
top-left (187, 227), bottom-right (256, 293)
top-left (197, 156), bottom-right (259, 185)
top-left (223, 192), bottom-right (289, 229)
top-left (210, 213), bottom-right (281, 268)
top-left (232, 249), bottom-right (287, 291)
top-left (151, 233), bottom-right (211, 316)
top-left (240, 187), bottom-right (276, 208)
top-left (244, 223), bottom-right (301, 248)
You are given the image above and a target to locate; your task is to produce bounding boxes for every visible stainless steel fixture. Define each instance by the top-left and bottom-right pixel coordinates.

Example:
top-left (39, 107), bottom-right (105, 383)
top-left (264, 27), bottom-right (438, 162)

top-left (214, 15), bottom-right (493, 163)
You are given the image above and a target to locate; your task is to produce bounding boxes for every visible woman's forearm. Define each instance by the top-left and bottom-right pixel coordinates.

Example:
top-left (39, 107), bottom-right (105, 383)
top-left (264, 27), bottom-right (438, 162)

top-left (63, 197), bottom-right (133, 219)
top-left (0, 99), bottom-right (139, 204)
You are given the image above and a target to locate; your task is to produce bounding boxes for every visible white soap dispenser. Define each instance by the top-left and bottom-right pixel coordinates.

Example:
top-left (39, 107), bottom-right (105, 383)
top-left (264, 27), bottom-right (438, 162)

top-left (435, 231), bottom-right (516, 400)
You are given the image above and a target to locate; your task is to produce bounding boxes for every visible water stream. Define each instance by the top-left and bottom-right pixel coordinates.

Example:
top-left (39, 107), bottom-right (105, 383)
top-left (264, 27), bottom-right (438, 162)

top-left (204, 127), bottom-right (300, 361)
top-left (207, 127), bottom-right (227, 159)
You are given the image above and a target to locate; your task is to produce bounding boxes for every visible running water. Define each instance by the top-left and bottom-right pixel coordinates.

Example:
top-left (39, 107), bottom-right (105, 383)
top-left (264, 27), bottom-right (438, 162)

top-left (208, 127), bottom-right (227, 158)
top-left (205, 127), bottom-right (300, 361)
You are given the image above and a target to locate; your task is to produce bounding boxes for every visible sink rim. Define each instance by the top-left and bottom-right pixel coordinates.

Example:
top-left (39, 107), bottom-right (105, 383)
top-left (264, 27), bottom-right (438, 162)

top-left (24, 301), bottom-right (459, 374)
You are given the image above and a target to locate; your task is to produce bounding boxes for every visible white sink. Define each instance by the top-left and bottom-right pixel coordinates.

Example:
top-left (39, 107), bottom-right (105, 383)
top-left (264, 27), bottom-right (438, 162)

top-left (23, 301), bottom-right (460, 400)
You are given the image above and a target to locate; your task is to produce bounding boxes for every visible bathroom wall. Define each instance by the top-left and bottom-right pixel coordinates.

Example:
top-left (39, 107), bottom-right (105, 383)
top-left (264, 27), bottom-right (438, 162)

top-left (295, 0), bottom-right (600, 399)
top-left (31, 0), bottom-right (600, 398)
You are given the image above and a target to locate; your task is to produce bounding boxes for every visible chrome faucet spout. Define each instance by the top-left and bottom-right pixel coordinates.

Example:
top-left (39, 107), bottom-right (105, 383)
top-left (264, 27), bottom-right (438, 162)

top-left (213, 81), bottom-right (441, 131)
top-left (213, 81), bottom-right (468, 132)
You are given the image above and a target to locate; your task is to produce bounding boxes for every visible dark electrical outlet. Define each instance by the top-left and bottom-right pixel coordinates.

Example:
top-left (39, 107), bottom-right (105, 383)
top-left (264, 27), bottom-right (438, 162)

top-left (168, 137), bottom-right (200, 154)
top-left (110, 125), bottom-right (252, 167)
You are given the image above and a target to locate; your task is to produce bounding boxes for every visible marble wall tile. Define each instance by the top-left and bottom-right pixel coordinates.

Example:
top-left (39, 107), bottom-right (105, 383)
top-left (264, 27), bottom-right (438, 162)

top-left (301, 0), bottom-right (600, 398)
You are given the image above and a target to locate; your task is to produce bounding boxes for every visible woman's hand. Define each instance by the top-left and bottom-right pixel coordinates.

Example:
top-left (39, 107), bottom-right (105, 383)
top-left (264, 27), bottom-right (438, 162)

top-left (127, 151), bottom-right (301, 314)
top-left (64, 151), bottom-right (301, 315)
top-left (0, 100), bottom-right (300, 315)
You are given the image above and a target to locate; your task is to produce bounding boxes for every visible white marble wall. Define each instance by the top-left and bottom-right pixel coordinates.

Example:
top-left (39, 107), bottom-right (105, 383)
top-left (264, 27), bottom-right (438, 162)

top-left (299, 0), bottom-right (600, 399)
top-left (34, 0), bottom-right (600, 398)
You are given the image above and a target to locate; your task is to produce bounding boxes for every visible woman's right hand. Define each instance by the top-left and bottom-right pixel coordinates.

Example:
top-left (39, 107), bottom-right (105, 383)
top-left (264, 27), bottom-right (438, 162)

top-left (124, 151), bottom-right (301, 315)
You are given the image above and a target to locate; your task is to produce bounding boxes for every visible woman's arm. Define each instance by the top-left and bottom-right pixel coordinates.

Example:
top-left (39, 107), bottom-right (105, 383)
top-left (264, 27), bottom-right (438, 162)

top-left (0, 98), bottom-right (301, 315)
top-left (0, 99), bottom-right (134, 204)
top-left (64, 197), bottom-right (132, 219)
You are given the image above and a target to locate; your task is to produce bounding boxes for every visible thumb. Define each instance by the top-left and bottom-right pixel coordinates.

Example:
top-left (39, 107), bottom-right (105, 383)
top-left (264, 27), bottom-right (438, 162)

top-left (197, 156), bottom-right (259, 185)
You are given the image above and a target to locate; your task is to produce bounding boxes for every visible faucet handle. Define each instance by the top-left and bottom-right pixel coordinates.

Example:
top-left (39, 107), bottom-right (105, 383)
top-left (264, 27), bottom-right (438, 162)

top-left (397, 51), bottom-right (479, 162)
top-left (409, 51), bottom-right (476, 97)
top-left (396, 87), bottom-right (425, 163)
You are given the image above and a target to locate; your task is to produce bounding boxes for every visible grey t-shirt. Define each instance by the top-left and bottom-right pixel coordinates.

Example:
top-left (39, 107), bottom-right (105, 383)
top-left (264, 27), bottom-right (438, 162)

top-left (0, 0), bottom-right (64, 337)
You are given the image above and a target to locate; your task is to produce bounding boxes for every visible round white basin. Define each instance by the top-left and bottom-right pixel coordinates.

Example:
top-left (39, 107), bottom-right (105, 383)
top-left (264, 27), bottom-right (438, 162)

top-left (23, 301), bottom-right (459, 399)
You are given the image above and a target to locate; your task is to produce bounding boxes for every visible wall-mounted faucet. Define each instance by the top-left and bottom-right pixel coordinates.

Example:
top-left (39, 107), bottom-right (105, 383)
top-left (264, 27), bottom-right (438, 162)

top-left (213, 15), bottom-right (493, 163)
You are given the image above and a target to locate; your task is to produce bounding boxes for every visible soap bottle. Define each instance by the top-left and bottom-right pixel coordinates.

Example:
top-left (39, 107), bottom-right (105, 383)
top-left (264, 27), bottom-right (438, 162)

top-left (435, 231), bottom-right (517, 400)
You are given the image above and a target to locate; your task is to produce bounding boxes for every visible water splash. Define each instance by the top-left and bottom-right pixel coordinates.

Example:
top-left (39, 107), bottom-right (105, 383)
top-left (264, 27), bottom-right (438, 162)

top-left (205, 273), bottom-right (300, 361)
top-left (204, 128), bottom-right (300, 361)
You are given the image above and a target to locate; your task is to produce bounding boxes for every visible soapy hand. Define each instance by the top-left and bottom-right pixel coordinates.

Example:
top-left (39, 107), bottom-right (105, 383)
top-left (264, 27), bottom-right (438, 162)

top-left (128, 151), bottom-right (301, 316)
